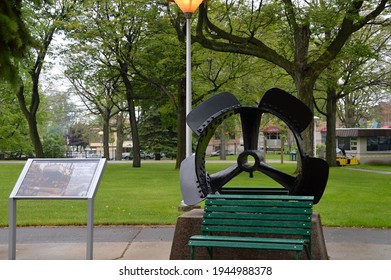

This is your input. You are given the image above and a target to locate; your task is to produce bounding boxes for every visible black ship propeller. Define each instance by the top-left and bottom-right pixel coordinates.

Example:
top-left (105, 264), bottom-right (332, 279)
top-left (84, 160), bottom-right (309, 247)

top-left (180, 88), bottom-right (329, 205)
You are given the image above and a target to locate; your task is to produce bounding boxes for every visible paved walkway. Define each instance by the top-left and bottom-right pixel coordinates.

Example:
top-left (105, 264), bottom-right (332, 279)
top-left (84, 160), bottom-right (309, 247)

top-left (1, 226), bottom-right (391, 260)
top-left (346, 167), bottom-right (391, 175)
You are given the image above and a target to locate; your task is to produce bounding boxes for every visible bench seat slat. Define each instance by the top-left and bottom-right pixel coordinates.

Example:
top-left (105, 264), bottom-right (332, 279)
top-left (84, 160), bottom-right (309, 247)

top-left (207, 194), bottom-right (313, 201)
top-left (203, 219), bottom-right (312, 229)
top-left (201, 225), bottom-right (311, 236)
top-left (205, 206), bottom-right (312, 215)
top-left (190, 235), bottom-right (305, 245)
top-left (206, 200), bottom-right (313, 208)
top-left (205, 212), bottom-right (311, 221)
top-left (189, 240), bottom-right (303, 251)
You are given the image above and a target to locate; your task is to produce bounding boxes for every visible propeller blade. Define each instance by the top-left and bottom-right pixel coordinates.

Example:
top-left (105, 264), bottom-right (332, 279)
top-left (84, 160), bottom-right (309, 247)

top-left (187, 92), bottom-right (241, 136)
top-left (256, 161), bottom-right (297, 190)
top-left (290, 157), bottom-right (329, 204)
top-left (238, 107), bottom-right (262, 151)
top-left (259, 88), bottom-right (313, 133)
top-left (180, 156), bottom-right (205, 205)
top-left (209, 164), bottom-right (242, 193)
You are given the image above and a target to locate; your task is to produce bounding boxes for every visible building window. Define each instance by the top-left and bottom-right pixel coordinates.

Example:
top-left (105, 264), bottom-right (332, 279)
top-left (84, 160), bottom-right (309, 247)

top-left (265, 133), bottom-right (280, 140)
top-left (337, 137), bottom-right (357, 151)
top-left (367, 136), bottom-right (391, 151)
top-left (350, 139), bottom-right (357, 151)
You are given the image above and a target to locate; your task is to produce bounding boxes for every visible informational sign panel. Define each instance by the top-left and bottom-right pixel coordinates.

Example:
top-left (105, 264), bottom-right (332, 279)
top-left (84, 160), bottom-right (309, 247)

top-left (9, 158), bottom-right (106, 260)
top-left (10, 158), bottom-right (106, 199)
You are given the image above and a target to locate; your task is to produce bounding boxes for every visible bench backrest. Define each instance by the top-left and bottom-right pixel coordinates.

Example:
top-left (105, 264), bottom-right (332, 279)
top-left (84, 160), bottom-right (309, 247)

top-left (202, 194), bottom-right (314, 240)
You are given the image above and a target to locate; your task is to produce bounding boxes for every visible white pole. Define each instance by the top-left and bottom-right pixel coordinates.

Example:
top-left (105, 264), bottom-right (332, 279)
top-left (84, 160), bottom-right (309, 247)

top-left (8, 198), bottom-right (16, 260)
top-left (314, 116), bottom-right (319, 157)
top-left (87, 198), bottom-right (94, 260)
top-left (185, 15), bottom-right (192, 158)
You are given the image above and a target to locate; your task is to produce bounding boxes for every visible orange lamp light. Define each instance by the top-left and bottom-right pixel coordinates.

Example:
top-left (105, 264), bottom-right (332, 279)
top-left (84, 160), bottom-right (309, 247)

top-left (173, 0), bottom-right (204, 13)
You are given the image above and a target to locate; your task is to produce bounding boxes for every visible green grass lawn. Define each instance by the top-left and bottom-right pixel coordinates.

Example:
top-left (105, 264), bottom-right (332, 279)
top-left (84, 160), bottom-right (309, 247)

top-left (1, 160), bottom-right (391, 228)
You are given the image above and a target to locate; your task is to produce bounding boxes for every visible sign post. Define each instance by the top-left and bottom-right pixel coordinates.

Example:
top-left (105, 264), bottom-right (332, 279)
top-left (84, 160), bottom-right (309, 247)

top-left (8, 158), bottom-right (106, 260)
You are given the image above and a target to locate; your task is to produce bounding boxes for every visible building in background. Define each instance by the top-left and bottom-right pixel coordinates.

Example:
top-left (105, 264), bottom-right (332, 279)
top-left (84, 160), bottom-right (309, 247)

top-left (336, 128), bottom-right (391, 164)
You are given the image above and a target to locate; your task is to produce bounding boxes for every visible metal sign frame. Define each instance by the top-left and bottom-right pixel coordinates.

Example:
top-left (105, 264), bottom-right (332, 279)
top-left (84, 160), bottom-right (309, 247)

top-left (8, 158), bottom-right (107, 260)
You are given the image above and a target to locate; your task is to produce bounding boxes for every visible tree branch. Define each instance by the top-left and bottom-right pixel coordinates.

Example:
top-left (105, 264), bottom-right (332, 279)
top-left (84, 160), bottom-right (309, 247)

top-left (194, 3), bottom-right (294, 74)
top-left (311, 0), bottom-right (389, 76)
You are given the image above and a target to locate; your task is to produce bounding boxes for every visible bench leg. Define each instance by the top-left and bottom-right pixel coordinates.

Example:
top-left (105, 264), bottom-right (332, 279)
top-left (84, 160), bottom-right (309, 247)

top-left (192, 245), bottom-right (309, 260)
top-left (305, 244), bottom-right (312, 260)
top-left (207, 247), bottom-right (213, 259)
top-left (190, 246), bottom-right (213, 259)
top-left (190, 246), bottom-right (195, 260)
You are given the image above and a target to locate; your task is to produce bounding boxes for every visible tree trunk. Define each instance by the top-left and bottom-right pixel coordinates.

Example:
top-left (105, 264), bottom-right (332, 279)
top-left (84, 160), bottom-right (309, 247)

top-left (295, 79), bottom-right (316, 156)
top-left (16, 84), bottom-right (44, 157)
top-left (116, 112), bottom-right (125, 161)
top-left (128, 97), bottom-right (141, 167)
top-left (102, 115), bottom-right (110, 159)
top-left (220, 122), bottom-right (226, 160)
top-left (326, 89), bottom-right (338, 167)
top-left (119, 61), bottom-right (141, 167)
top-left (293, 25), bottom-right (316, 158)
top-left (344, 94), bottom-right (356, 127)
top-left (27, 112), bottom-right (44, 158)
top-left (14, 18), bottom-right (58, 158)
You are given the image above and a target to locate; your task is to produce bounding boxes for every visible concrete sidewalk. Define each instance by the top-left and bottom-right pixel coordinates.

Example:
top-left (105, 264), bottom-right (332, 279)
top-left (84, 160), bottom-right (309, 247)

top-left (1, 226), bottom-right (391, 260)
top-left (0, 226), bottom-right (174, 260)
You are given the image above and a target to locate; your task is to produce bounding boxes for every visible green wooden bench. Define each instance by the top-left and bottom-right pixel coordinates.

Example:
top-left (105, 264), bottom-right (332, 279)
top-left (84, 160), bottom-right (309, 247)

top-left (188, 194), bottom-right (314, 260)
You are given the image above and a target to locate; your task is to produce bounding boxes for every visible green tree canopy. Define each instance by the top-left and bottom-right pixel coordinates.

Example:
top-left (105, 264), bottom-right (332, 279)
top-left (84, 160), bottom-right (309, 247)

top-left (193, 0), bottom-right (389, 157)
top-left (0, 0), bottom-right (38, 83)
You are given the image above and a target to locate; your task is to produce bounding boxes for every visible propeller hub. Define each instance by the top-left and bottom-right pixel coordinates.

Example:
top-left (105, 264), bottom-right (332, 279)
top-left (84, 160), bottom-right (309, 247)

top-left (237, 150), bottom-right (264, 173)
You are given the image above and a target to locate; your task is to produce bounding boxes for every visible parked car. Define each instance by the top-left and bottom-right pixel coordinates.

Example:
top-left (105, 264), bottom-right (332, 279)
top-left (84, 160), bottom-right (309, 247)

top-left (122, 152), bottom-right (131, 160)
top-left (141, 151), bottom-right (154, 159)
top-left (86, 153), bottom-right (102, 158)
top-left (122, 151), bottom-right (154, 160)
top-left (210, 150), bottom-right (235, 156)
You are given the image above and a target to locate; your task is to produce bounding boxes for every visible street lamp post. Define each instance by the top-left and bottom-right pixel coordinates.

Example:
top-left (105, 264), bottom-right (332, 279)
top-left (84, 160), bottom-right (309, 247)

top-left (173, 0), bottom-right (204, 211)
top-left (173, 0), bottom-right (203, 158)
top-left (314, 116), bottom-right (320, 157)
top-left (98, 131), bottom-right (104, 157)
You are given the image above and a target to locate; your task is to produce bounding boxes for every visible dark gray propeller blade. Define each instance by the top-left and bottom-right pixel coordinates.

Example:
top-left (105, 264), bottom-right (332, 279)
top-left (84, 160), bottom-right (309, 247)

top-left (259, 88), bottom-right (313, 134)
top-left (256, 88), bottom-right (329, 201)
top-left (186, 92), bottom-right (241, 136)
top-left (209, 164), bottom-right (242, 193)
top-left (290, 157), bottom-right (329, 204)
top-left (257, 161), bottom-right (297, 190)
top-left (238, 108), bottom-right (262, 150)
top-left (180, 155), bottom-right (204, 206)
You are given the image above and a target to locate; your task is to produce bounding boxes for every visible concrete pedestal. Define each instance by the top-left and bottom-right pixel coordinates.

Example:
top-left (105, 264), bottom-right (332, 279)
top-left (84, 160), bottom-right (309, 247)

top-left (170, 209), bottom-right (328, 260)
